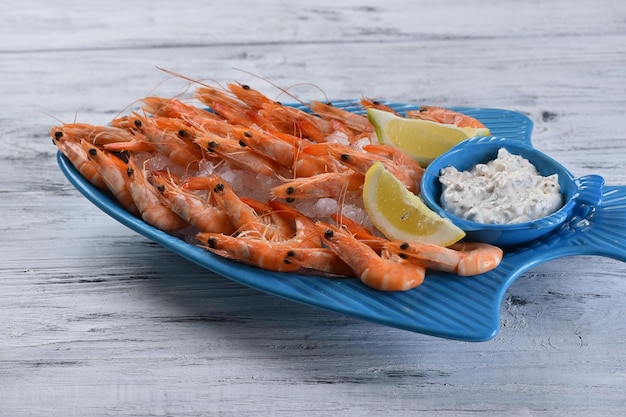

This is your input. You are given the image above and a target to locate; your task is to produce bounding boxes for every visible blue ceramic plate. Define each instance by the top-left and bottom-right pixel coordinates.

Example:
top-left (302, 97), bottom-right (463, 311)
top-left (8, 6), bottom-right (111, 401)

top-left (57, 102), bottom-right (626, 342)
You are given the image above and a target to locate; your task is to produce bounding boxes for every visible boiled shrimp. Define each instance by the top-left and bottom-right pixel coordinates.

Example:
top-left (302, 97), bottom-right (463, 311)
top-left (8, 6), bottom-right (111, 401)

top-left (284, 247), bottom-right (355, 276)
top-left (384, 240), bottom-right (503, 276)
top-left (448, 241), bottom-right (504, 276)
top-left (184, 175), bottom-right (292, 241)
top-left (227, 82), bottom-right (276, 111)
top-left (217, 124), bottom-right (337, 177)
top-left (111, 112), bottom-right (204, 170)
top-left (141, 97), bottom-right (222, 125)
top-left (125, 157), bottom-right (189, 232)
top-left (258, 102), bottom-right (333, 143)
top-left (308, 100), bottom-right (373, 135)
top-left (330, 213), bottom-right (386, 251)
top-left (359, 97), bottom-right (401, 116)
top-left (53, 123), bottom-right (143, 146)
top-left (51, 126), bottom-right (107, 190)
top-left (302, 142), bottom-right (423, 194)
top-left (198, 233), bottom-right (302, 272)
top-left (317, 222), bottom-right (426, 291)
top-left (270, 171), bottom-right (364, 201)
top-left (184, 110), bottom-right (331, 177)
top-left (362, 143), bottom-right (425, 190)
top-left (197, 200), bottom-right (321, 272)
top-left (80, 141), bottom-right (139, 216)
top-left (141, 97), bottom-right (229, 142)
top-left (194, 86), bottom-right (258, 127)
top-left (194, 131), bottom-right (281, 177)
top-left (286, 213), bottom-right (378, 276)
top-left (240, 198), bottom-right (296, 242)
top-left (150, 171), bottom-right (235, 234)
top-left (266, 200), bottom-right (322, 248)
top-left (195, 85), bottom-right (250, 113)
top-left (406, 106), bottom-right (487, 129)
top-left (53, 78), bottom-right (505, 292)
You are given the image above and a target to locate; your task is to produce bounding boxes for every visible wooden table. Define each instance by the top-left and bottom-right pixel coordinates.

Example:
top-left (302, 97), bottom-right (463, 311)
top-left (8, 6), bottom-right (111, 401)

top-left (2, 0), bottom-right (625, 415)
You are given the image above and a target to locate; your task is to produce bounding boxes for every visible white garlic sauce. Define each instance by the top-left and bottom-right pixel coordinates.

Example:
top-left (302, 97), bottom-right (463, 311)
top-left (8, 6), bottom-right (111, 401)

top-left (439, 148), bottom-right (563, 224)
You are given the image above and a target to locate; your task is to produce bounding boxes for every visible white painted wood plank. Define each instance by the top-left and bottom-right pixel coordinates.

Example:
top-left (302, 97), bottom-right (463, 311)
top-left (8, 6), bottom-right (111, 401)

top-left (1, 0), bottom-right (625, 416)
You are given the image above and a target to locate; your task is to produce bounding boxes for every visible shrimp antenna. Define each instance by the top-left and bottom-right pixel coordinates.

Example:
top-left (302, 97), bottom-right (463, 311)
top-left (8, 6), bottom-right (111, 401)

top-left (231, 67), bottom-right (330, 105)
top-left (112, 98), bottom-right (145, 122)
top-left (333, 174), bottom-right (352, 230)
top-left (113, 71), bottom-right (187, 121)
top-left (155, 67), bottom-right (229, 92)
top-left (41, 110), bottom-right (67, 125)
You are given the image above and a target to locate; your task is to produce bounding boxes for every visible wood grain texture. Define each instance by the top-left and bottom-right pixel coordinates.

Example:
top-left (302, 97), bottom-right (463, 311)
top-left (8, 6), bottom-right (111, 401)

top-left (1, 0), bottom-right (625, 416)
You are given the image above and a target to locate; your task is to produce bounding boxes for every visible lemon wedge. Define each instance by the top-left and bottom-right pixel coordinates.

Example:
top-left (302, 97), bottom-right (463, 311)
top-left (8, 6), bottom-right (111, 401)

top-left (363, 161), bottom-right (465, 246)
top-left (367, 108), bottom-right (491, 166)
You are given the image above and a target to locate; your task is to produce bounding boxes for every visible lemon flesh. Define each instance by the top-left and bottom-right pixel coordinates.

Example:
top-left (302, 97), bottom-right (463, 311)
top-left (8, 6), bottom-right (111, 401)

top-left (367, 108), bottom-right (491, 166)
top-left (363, 162), bottom-right (465, 246)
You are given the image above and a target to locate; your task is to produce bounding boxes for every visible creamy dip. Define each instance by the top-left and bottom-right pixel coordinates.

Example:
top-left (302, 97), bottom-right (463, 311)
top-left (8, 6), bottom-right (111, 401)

top-left (439, 148), bottom-right (563, 224)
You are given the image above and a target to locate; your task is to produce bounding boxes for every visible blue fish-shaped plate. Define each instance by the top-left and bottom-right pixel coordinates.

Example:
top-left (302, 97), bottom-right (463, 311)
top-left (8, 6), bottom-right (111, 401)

top-left (56, 102), bottom-right (626, 342)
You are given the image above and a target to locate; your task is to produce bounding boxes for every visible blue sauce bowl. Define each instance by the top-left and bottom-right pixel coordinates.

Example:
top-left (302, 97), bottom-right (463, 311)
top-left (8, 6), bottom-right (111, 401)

top-left (420, 136), bottom-right (604, 247)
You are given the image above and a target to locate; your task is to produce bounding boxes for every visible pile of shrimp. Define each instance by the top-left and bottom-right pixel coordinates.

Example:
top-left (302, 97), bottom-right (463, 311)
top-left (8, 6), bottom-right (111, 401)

top-left (51, 80), bottom-right (503, 291)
